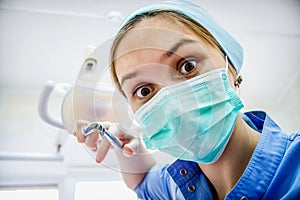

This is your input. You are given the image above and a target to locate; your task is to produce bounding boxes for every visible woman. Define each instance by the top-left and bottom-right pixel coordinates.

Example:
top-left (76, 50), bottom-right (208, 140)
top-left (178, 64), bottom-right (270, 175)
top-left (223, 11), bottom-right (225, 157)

top-left (74, 1), bottom-right (300, 199)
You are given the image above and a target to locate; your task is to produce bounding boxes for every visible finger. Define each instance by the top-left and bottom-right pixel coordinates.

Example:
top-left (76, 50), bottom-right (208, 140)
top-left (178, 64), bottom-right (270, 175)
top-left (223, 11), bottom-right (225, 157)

top-left (74, 120), bottom-right (89, 143)
top-left (73, 130), bottom-right (85, 143)
top-left (122, 137), bottom-right (140, 157)
top-left (101, 121), bottom-right (117, 134)
top-left (85, 132), bottom-right (99, 148)
top-left (95, 138), bottom-right (111, 163)
top-left (76, 130), bottom-right (85, 143)
top-left (105, 122), bottom-right (128, 139)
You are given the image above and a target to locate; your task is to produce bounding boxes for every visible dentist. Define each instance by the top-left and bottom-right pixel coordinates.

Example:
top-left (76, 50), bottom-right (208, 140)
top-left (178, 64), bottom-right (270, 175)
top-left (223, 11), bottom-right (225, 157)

top-left (74, 1), bottom-right (300, 199)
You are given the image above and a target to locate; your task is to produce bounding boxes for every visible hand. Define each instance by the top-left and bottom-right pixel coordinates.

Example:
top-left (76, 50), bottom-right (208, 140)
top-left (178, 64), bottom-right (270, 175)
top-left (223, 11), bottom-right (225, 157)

top-left (73, 120), bottom-right (140, 163)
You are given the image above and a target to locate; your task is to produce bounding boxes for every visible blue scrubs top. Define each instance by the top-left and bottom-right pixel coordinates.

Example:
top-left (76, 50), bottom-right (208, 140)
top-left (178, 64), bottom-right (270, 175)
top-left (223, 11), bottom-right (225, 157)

top-left (134, 111), bottom-right (300, 199)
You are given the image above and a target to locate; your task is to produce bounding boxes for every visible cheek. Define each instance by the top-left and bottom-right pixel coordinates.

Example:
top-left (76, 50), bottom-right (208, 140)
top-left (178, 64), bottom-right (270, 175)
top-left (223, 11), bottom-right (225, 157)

top-left (131, 103), bottom-right (139, 113)
top-left (127, 98), bottom-right (143, 113)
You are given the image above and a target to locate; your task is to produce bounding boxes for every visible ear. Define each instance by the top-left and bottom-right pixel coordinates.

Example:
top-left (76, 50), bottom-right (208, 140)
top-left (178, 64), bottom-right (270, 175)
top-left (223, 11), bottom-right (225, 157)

top-left (227, 64), bottom-right (239, 89)
top-left (234, 75), bottom-right (243, 88)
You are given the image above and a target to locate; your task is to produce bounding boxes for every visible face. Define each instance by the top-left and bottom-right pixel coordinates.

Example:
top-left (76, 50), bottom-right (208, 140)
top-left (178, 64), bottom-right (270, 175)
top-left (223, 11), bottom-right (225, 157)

top-left (114, 16), bottom-right (234, 112)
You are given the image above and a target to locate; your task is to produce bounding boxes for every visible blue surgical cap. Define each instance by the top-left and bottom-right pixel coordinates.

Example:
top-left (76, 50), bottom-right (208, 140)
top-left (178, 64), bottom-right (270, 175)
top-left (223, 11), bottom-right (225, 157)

top-left (119, 0), bottom-right (243, 74)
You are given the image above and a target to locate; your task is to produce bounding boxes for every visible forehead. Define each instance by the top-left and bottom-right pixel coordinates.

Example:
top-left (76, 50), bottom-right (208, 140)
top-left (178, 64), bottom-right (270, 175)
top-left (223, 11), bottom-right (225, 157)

top-left (113, 15), bottom-right (217, 86)
top-left (114, 15), bottom-right (210, 60)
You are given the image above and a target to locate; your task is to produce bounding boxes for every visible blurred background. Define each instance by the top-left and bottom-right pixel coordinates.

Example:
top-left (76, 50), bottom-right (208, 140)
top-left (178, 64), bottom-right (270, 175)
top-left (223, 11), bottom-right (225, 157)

top-left (0, 0), bottom-right (299, 199)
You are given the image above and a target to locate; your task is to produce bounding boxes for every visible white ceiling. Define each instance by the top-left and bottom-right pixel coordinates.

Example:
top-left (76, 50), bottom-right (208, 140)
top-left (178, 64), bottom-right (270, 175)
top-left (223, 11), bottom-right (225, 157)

top-left (0, 0), bottom-right (299, 87)
top-left (0, 0), bottom-right (299, 88)
top-left (0, 0), bottom-right (299, 167)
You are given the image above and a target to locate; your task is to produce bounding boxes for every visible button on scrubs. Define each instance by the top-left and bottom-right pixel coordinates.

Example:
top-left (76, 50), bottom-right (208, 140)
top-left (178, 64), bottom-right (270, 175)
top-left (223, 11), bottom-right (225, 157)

top-left (134, 111), bottom-right (300, 199)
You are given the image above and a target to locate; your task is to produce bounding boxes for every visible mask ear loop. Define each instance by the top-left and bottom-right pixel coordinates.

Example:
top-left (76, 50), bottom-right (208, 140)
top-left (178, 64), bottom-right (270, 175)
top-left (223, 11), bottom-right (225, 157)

top-left (225, 55), bottom-right (229, 74)
top-left (225, 55), bottom-right (242, 96)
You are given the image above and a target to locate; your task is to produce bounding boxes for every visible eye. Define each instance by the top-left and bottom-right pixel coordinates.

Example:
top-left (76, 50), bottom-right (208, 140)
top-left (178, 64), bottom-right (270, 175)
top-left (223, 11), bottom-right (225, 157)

top-left (135, 85), bottom-right (153, 99)
top-left (179, 59), bottom-right (197, 75)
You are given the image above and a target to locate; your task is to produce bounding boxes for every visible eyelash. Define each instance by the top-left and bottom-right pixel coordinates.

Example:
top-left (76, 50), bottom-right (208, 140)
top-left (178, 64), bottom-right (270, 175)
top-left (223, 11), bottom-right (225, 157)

top-left (133, 84), bottom-right (154, 100)
top-left (177, 57), bottom-right (199, 76)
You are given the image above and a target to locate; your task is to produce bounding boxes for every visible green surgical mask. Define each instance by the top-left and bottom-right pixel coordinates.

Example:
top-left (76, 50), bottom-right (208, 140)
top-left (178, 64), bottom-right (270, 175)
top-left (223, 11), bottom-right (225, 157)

top-left (135, 67), bottom-right (244, 164)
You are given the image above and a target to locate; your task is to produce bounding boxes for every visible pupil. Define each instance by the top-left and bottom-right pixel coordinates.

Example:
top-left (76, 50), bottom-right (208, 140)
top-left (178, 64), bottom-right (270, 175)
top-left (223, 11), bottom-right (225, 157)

top-left (185, 62), bottom-right (194, 72)
top-left (141, 88), bottom-right (150, 96)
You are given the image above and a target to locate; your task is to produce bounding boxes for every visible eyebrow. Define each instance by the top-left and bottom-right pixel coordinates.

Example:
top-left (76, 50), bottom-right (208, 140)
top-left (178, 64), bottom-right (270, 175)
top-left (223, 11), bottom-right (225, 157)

top-left (120, 71), bottom-right (139, 86)
top-left (163, 38), bottom-right (196, 58)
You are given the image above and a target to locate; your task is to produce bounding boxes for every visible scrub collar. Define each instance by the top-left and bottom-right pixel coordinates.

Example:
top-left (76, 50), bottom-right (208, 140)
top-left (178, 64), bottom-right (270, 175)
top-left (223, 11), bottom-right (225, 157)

top-left (118, 0), bottom-right (244, 74)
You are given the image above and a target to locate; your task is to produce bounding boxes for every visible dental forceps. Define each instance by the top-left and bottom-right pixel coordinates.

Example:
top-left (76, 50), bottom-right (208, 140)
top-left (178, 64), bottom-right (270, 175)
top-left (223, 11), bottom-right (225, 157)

top-left (83, 122), bottom-right (124, 151)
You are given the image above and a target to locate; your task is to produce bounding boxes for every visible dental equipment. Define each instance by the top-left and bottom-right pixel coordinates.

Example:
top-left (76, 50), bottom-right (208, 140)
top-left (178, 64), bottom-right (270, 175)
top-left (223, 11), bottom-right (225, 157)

top-left (83, 122), bottom-right (124, 153)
